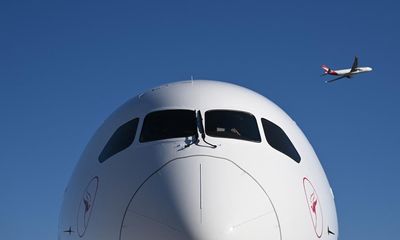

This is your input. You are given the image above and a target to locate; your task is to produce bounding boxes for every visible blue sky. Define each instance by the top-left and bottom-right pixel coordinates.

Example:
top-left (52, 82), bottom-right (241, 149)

top-left (0, 0), bottom-right (399, 239)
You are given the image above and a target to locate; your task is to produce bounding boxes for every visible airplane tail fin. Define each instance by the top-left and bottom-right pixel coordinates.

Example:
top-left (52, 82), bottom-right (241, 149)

top-left (321, 65), bottom-right (331, 74)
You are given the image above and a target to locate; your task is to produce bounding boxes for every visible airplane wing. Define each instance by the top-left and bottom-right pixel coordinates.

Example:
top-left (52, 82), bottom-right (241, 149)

top-left (325, 76), bottom-right (346, 83)
top-left (350, 56), bottom-right (358, 72)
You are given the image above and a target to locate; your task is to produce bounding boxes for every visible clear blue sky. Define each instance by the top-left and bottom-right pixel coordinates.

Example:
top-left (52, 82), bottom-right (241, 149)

top-left (1, 0), bottom-right (399, 239)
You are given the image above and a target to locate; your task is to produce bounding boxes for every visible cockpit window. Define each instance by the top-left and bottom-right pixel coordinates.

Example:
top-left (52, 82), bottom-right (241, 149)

top-left (98, 118), bottom-right (139, 163)
top-left (140, 110), bottom-right (197, 142)
top-left (261, 118), bottom-right (301, 163)
top-left (205, 110), bottom-right (261, 142)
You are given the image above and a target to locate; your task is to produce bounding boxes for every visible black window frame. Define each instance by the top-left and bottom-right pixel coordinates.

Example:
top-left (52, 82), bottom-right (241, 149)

top-left (205, 110), bottom-right (261, 143)
top-left (261, 118), bottom-right (301, 163)
top-left (98, 118), bottom-right (139, 163)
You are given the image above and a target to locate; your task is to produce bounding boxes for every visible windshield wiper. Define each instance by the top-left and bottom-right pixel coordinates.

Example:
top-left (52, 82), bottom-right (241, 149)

top-left (182, 134), bottom-right (199, 149)
top-left (182, 113), bottom-right (200, 149)
top-left (182, 110), bottom-right (216, 149)
top-left (197, 110), bottom-right (217, 148)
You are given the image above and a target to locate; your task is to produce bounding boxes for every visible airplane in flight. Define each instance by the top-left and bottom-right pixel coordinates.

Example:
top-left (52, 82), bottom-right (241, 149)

top-left (59, 80), bottom-right (338, 240)
top-left (321, 56), bottom-right (372, 83)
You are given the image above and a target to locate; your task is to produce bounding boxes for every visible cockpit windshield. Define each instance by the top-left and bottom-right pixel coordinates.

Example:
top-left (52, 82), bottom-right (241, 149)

top-left (140, 110), bottom-right (197, 142)
top-left (205, 110), bottom-right (261, 142)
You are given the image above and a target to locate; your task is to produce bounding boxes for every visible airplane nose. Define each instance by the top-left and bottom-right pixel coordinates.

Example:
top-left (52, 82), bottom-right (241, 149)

top-left (119, 156), bottom-right (281, 240)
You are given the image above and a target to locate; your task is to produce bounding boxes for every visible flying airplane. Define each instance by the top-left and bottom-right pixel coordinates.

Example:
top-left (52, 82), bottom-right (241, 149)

top-left (59, 80), bottom-right (338, 240)
top-left (321, 56), bottom-right (372, 83)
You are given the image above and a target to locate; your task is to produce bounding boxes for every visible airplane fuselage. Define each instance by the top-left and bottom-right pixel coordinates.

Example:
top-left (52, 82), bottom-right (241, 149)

top-left (328, 67), bottom-right (372, 76)
top-left (59, 80), bottom-right (338, 240)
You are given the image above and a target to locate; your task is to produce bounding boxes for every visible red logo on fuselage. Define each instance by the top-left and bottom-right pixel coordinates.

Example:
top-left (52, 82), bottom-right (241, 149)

top-left (303, 177), bottom-right (323, 238)
top-left (310, 193), bottom-right (318, 214)
top-left (77, 176), bottom-right (99, 237)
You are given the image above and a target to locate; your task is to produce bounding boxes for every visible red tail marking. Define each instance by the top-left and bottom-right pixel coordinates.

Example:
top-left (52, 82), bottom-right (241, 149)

top-left (321, 65), bottom-right (330, 73)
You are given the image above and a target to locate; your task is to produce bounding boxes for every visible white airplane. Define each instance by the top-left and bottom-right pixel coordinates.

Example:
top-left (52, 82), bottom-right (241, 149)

top-left (59, 80), bottom-right (338, 240)
top-left (321, 56), bottom-right (372, 83)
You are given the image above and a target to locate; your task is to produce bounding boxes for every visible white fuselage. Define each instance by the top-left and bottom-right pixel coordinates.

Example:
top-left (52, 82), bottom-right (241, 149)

top-left (331, 66), bottom-right (373, 76)
top-left (59, 80), bottom-right (338, 240)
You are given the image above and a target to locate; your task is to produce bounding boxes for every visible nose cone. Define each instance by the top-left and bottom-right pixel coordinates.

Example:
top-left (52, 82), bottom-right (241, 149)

top-left (120, 156), bottom-right (281, 240)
